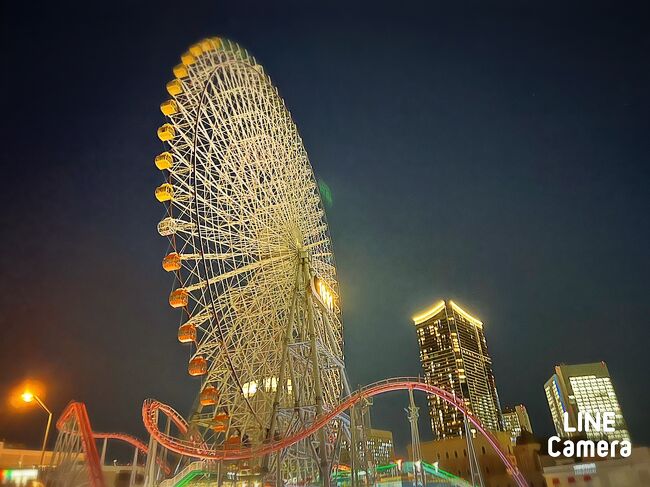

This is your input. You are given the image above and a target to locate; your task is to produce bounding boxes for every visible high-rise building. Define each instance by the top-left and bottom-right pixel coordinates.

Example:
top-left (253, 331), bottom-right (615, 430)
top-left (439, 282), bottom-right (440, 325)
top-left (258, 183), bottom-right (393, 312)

top-left (412, 300), bottom-right (503, 439)
top-left (502, 404), bottom-right (533, 441)
top-left (544, 362), bottom-right (630, 442)
top-left (365, 429), bottom-right (395, 466)
top-left (340, 428), bottom-right (395, 467)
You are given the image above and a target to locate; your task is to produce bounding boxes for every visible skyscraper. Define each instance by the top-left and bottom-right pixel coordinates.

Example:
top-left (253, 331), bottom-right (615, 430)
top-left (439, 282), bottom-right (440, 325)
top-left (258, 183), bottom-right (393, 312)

top-left (544, 362), bottom-right (630, 442)
top-left (412, 300), bottom-right (503, 439)
top-left (502, 404), bottom-right (533, 441)
top-left (341, 429), bottom-right (395, 467)
top-left (365, 429), bottom-right (395, 466)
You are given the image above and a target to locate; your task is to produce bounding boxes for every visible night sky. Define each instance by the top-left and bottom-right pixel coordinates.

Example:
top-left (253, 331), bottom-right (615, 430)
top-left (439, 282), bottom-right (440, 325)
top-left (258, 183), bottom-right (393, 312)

top-left (1, 1), bottom-right (649, 457)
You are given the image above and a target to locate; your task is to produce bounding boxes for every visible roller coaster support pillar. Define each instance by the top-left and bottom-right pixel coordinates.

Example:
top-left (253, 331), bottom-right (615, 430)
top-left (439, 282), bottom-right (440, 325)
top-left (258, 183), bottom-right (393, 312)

top-left (100, 438), bottom-right (107, 466)
top-left (144, 409), bottom-right (159, 487)
top-left (129, 446), bottom-right (138, 487)
top-left (406, 388), bottom-right (424, 487)
top-left (358, 396), bottom-right (373, 486)
top-left (465, 413), bottom-right (485, 487)
top-left (350, 403), bottom-right (357, 487)
top-left (161, 416), bottom-right (170, 477)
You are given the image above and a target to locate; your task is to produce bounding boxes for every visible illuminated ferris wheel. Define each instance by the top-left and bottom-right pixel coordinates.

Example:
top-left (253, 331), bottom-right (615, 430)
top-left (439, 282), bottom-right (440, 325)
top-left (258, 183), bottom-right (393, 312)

top-left (154, 37), bottom-right (348, 481)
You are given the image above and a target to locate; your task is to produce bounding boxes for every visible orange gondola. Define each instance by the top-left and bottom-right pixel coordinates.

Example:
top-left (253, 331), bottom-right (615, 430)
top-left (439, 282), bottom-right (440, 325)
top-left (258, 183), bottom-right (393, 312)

top-left (169, 289), bottom-right (188, 308)
top-left (177, 323), bottom-right (196, 343)
top-left (210, 411), bottom-right (229, 432)
top-left (211, 423), bottom-right (226, 433)
top-left (162, 252), bottom-right (181, 272)
top-left (188, 356), bottom-right (207, 376)
top-left (213, 412), bottom-right (229, 422)
top-left (200, 386), bottom-right (219, 406)
top-left (225, 433), bottom-right (242, 449)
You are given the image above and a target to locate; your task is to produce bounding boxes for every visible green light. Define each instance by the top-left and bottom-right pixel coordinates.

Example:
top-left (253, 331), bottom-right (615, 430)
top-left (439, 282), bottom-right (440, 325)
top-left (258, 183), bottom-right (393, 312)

top-left (338, 461), bottom-right (472, 486)
top-left (1, 469), bottom-right (39, 481)
top-left (318, 179), bottom-right (333, 208)
top-left (174, 469), bottom-right (210, 487)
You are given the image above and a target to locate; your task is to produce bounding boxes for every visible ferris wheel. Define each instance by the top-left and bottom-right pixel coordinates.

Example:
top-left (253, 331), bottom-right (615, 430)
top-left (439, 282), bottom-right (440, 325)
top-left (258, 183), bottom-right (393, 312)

top-left (154, 37), bottom-right (348, 481)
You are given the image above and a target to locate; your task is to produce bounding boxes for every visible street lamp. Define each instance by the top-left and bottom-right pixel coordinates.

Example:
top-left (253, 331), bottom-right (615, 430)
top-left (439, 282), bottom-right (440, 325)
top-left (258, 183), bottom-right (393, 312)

top-left (21, 390), bottom-right (52, 468)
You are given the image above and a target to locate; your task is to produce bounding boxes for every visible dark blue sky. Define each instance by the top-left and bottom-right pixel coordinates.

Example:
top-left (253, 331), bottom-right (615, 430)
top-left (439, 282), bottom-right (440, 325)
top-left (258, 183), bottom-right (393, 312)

top-left (1, 1), bottom-right (648, 456)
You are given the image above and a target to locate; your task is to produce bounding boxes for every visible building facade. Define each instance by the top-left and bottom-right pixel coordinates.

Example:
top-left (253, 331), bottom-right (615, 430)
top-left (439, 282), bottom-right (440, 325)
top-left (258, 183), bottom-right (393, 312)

top-left (412, 300), bottom-right (503, 439)
top-left (544, 362), bottom-right (630, 442)
top-left (503, 404), bottom-right (533, 441)
top-left (409, 432), bottom-right (547, 487)
top-left (340, 428), bottom-right (394, 467)
top-left (409, 432), bottom-right (518, 487)
top-left (365, 428), bottom-right (395, 466)
top-left (542, 446), bottom-right (650, 487)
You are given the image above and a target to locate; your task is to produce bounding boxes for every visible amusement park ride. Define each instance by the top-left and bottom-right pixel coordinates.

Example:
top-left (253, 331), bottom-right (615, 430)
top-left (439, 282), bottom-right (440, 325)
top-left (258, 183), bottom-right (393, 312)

top-left (46, 38), bottom-right (528, 487)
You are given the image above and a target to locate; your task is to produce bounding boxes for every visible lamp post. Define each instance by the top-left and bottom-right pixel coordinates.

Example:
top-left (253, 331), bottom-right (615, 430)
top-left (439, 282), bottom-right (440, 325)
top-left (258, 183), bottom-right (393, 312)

top-left (22, 391), bottom-right (52, 468)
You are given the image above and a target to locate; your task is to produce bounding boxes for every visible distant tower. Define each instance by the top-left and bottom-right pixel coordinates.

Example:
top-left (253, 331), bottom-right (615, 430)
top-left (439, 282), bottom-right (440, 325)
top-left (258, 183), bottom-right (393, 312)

top-left (544, 362), bottom-right (630, 442)
top-left (502, 404), bottom-right (533, 441)
top-left (412, 300), bottom-right (503, 438)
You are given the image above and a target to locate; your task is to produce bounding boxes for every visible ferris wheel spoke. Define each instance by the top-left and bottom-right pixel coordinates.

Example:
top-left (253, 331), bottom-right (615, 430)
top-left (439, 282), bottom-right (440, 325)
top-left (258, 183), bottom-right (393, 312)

top-left (182, 253), bottom-right (293, 293)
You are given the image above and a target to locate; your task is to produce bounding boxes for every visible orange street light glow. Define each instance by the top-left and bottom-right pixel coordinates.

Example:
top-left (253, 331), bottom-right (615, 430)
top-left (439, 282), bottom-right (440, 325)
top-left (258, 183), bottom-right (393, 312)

top-left (21, 391), bottom-right (34, 403)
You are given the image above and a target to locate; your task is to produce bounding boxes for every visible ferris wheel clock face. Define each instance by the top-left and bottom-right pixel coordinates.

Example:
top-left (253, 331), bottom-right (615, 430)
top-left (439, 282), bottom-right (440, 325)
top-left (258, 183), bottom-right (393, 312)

top-left (153, 37), bottom-right (346, 470)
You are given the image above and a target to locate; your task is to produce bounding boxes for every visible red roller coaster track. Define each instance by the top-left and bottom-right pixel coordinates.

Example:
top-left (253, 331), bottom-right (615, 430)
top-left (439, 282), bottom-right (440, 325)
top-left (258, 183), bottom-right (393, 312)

top-left (56, 402), bottom-right (105, 487)
top-left (142, 377), bottom-right (528, 487)
top-left (93, 432), bottom-right (171, 475)
top-left (54, 401), bottom-right (170, 487)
